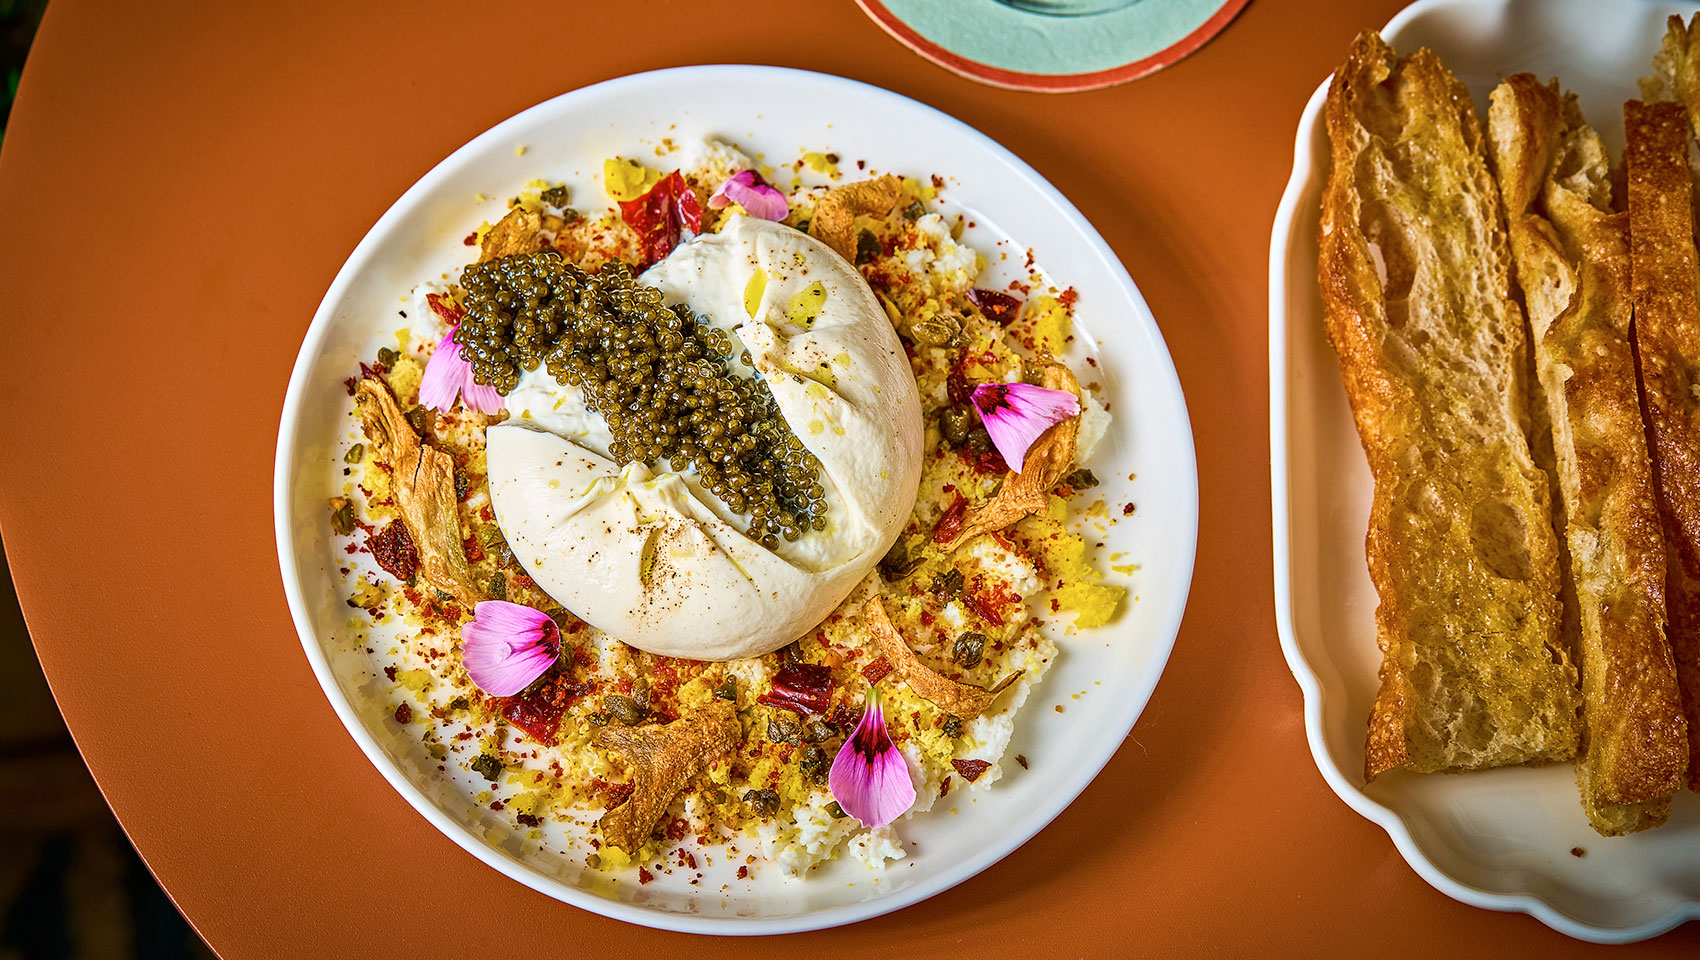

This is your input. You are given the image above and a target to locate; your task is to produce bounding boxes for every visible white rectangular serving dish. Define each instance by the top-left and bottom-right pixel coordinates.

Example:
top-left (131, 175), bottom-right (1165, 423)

top-left (1270, 0), bottom-right (1700, 943)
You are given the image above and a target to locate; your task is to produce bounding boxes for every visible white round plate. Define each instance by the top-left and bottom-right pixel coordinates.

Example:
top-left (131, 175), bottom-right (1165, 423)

top-left (276, 66), bottom-right (1197, 934)
top-left (1271, 0), bottom-right (1700, 943)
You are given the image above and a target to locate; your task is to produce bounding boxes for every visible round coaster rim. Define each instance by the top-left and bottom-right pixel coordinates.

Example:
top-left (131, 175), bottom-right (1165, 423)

top-left (855, 0), bottom-right (1252, 93)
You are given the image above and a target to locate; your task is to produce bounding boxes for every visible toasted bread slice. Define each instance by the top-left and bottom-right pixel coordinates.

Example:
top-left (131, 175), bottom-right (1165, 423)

top-left (1626, 98), bottom-right (1700, 794)
top-left (1489, 77), bottom-right (1688, 834)
top-left (1640, 14), bottom-right (1700, 127)
top-left (1320, 32), bottom-right (1579, 781)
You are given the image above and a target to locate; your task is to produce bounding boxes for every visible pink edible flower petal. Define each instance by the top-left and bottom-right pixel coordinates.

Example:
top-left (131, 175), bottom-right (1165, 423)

top-left (460, 601), bottom-right (561, 697)
top-left (969, 381), bottom-right (1080, 474)
top-left (707, 169), bottom-right (789, 222)
top-left (419, 327), bottom-right (504, 415)
top-left (829, 688), bottom-right (915, 828)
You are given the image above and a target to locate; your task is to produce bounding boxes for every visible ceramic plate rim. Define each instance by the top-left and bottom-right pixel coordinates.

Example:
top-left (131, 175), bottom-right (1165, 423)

top-left (1268, 0), bottom-right (1700, 943)
top-left (275, 64), bottom-right (1198, 935)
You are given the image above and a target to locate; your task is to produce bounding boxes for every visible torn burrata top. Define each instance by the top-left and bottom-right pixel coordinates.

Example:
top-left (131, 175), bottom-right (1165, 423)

top-left (485, 215), bottom-right (924, 660)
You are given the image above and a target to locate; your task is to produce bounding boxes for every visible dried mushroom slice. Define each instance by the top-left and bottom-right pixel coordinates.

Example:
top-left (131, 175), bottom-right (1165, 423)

top-left (938, 361), bottom-right (1081, 553)
top-left (808, 174), bottom-right (903, 261)
top-left (862, 597), bottom-right (1022, 719)
top-left (355, 378), bottom-right (483, 606)
top-left (595, 699), bottom-right (740, 852)
top-left (478, 207), bottom-right (543, 262)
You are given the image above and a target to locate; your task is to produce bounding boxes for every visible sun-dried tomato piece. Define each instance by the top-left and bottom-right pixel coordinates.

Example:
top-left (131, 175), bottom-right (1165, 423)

top-left (368, 521), bottom-right (419, 582)
top-left (967, 288), bottom-right (1021, 325)
top-left (757, 662), bottom-right (834, 715)
top-left (951, 759), bottom-right (992, 782)
top-left (861, 657), bottom-right (893, 684)
top-left (618, 170), bottom-right (702, 268)
top-left (932, 495), bottom-right (968, 545)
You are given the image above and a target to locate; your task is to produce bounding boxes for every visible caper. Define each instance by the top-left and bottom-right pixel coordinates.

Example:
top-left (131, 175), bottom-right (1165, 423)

top-left (344, 443), bottom-right (365, 464)
top-left (800, 745), bottom-right (829, 783)
top-left (714, 677), bottom-right (739, 702)
top-left (826, 801), bottom-right (848, 819)
top-left (940, 406), bottom-right (978, 446)
top-left (802, 718), bottom-right (837, 744)
top-left (965, 426), bottom-right (993, 452)
top-left (539, 184), bottom-right (570, 207)
top-left (406, 404), bottom-right (431, 437)
top-left (486, 575), bottom-right (507, 600)
top-left (604, 695), bottom-right (647, 726)
top-left (942, 715), bottom-right (964, 739)
top-left (930, 568), bottom-right (964, 600)
top-left (376, 347), bottom-right (399, 367)
top-left (909, 315), bottom-right (962, 349)
top-left (743, 789), bottom-right (781, 817)
top-left (878, 539), bottom-right (923, 581)
top-left (855, 229), bottom-right (881, 264)
top-left (1062, 468), bottom-right (1099, 491)
top-left (903, 199), bottom-right (925, 220)
top-left (767, 711), bottom-right (802, 744)
top-left (953, 632), bottom-right (987, 669)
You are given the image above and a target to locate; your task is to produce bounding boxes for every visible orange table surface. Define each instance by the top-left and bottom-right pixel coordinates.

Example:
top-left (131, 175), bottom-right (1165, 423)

top-left (1, 0), bottom-right (1694, 954)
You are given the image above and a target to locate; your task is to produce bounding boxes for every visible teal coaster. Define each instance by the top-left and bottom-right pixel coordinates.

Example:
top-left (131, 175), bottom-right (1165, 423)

top-left (858, 0), bottom-right (1249, 91)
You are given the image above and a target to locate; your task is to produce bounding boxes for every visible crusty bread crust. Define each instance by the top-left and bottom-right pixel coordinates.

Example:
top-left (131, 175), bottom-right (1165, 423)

top-left (1490, 76), bottom-right (1687, 835)
top-left (1640, 15), bottom-right (1700, 129)
top-left (1320, 32), bottom-right (1579, 781)
top-left (1626, 98), bottom-right (1700, 794)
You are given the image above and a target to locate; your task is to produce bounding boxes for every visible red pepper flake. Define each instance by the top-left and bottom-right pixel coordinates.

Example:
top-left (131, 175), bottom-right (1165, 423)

top-left (383, 665), bottom-right (397, 681)
top-left (1122, 503), bottom-right (1136, 516)
top-left (665, 817), bottom-right (690, 841)
top-left (369, 521), bottom-right (419, 582)
top-left (757, 662), bottom-right (835, 715)
top-left (595, 779), bottom-right (635, 809)
top-left (463, 231), bottom-right (478, 246)
top-left (967, 288), bottom-right (1021, 325)
top-left (517, 813), bottom-right (541, 827)
top-left (461, 535), bottom-right (485, 563)
top-left (952, 759), bottom-right (992, 783)
top-left (963, 576), bottom-right (1019, 626)
top-left (945, 366), bottom-right (974, 405)
top-left (736, 865), bottom-right (750, 879)
top-left (861, 657), bottom-right (893, 684)
top-left (939, 777), bottom-right (952, 798)
top-left (425, 292), bottom-right (464, 325)
top-left (932, 495), bottom-right (967, 545)
top-left (490, 800), bottom-right (504, 811)
top-left (393, 702), bottom-right (412, 724)
top-left (1057, 287), bottom-right (1079, 309)
top-left (618, 170), bottom-right (702, 269)
top-left (638, 867), bottom-right (655, 885)
top-left (966, 445), bottom-right (1009, 476)
top-left (826, 704), bottom-right (860, 734)
top-left (1015, 754), bottom-right (1029, 769)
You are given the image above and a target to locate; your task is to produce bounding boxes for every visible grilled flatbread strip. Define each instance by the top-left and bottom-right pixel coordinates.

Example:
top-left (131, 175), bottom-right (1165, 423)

top-left (1489, 77), bottom-right (1687, 834)
top-left (1626, 98), bottom-right (1700, 794)
top-left (1320, 32), bottom-right (1577, 781)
